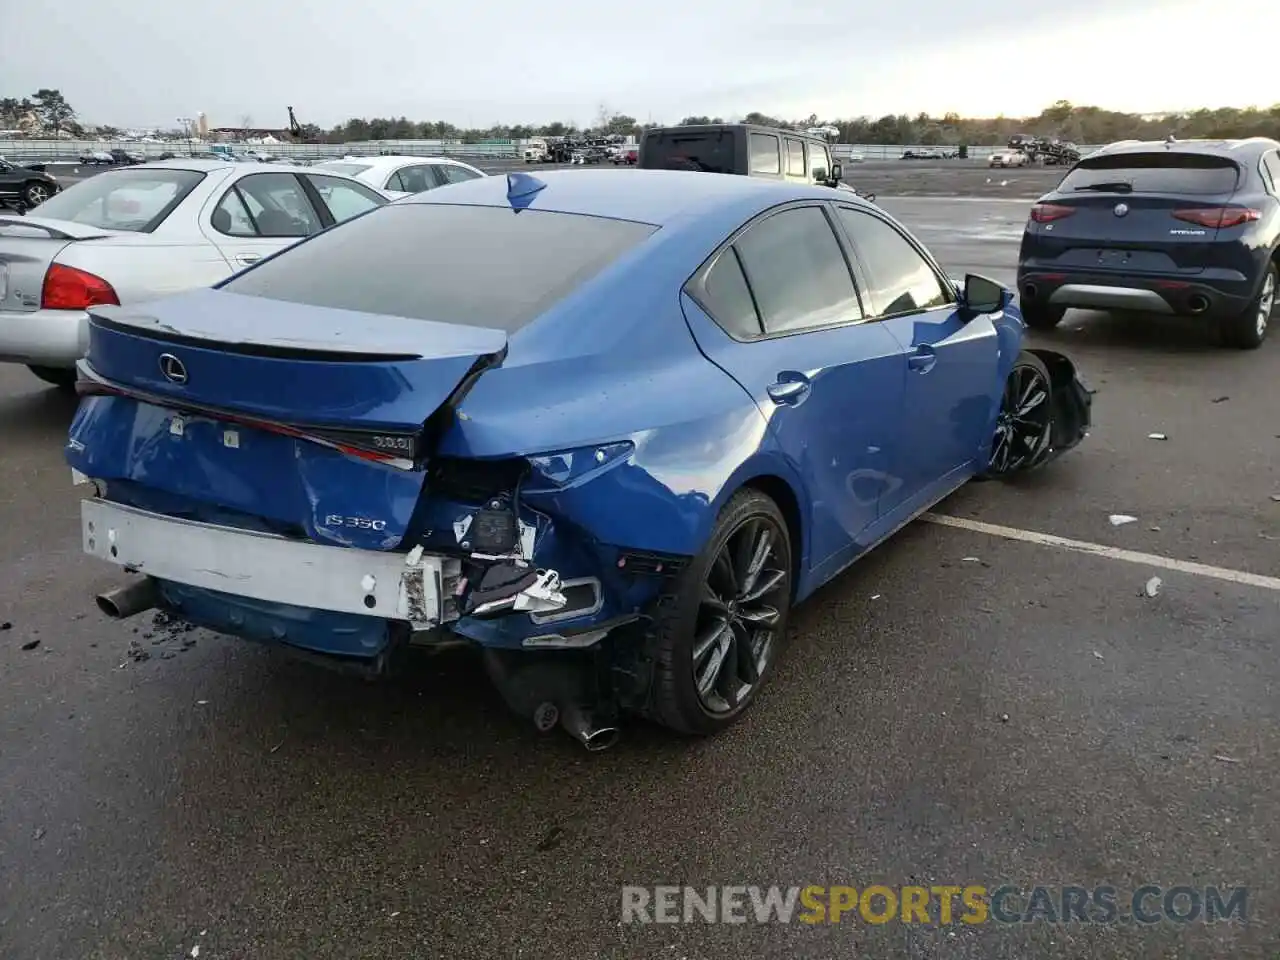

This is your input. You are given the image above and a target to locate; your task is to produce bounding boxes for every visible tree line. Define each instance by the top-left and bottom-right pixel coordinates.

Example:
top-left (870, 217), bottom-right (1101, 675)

top-left (4, 91), bottom-right (1280, 145)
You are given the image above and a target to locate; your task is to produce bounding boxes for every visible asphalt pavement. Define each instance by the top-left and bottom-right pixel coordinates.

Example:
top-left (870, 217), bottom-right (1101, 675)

top-left (2, 182), bottom-right (1278, 959)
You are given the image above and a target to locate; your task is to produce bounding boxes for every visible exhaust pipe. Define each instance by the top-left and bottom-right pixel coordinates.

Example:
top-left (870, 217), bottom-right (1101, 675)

top-left (1187, 294), bottom-right (1210, 314)
top-left (1023, 282), bottom-right (1039, 300)
top-left (96, 577), bottom-right (160, 619)
top-left (560, 702), bottom-right (620, 752)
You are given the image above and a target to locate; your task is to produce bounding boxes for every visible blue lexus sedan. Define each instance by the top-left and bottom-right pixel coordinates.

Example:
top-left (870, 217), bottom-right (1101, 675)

top-left (66, 169), bottom-right (1091, 749)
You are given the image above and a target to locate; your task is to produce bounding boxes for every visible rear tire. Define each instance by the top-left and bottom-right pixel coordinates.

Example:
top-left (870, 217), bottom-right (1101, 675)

top-left (1020, 301), bottom-right (1066, 331)
top-left (646, 489), bottom-right (793, 736)
top-left (27, 365), bottom-right (77, 390)
top-left (1221, 262), bottom-right (1275, 350)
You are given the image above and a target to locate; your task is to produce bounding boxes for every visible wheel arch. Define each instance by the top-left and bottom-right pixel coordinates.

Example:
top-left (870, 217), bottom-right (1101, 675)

top-left (740, 474), bottom-right (805, 598)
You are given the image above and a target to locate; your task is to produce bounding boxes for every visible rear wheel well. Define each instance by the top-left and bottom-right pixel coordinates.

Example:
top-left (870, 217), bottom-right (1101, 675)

top-left (741, 475), bottom-right (804, 596)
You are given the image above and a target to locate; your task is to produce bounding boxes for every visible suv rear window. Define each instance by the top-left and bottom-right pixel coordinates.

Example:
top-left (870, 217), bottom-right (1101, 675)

top-left (221, 204), bottom-right (659, 333)
top-left (31, 168), bottom-right (205, 232)
top-left (1058, 153), bottom-right (1240, 195)
top-left (640, 132), bottom-right (735, 173)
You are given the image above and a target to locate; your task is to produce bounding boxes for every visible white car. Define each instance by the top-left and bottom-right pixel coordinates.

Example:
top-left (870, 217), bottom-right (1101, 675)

top-left (988, 150), bottom-right (1028, 168)
top-left (310, 155), bottom-right (487, 198)
top-left (0, 159), bottom-right (391, 388)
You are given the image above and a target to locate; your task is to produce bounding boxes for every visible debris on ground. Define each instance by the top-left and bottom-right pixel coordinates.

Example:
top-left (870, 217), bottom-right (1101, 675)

top-left (999, 713), bottom-right (1010, 723)
top-left (1148, 433), bottom-right (1168, 441)
top-left (1143, 576), bottom-right (1162, 598)
top-left (870, 594), bottom-right (882, 600)
top-left (961, 556), bottom-right (990, 567)
top-left (1212, 396), bottom-right (1229, 403)
top-left (20, 638), bottom-right (40, 651)
top-left (1270, 495), bottom-right (1280, 502)
top-left (1213, 755), bottom-right (1240, 764)
top-left (1093, 651), bottom-right (1105, 660)
top-left (127, 640), bottom-right (151, 662)
top-left (1, 621), bottom-right (11, 631)
top-left (1109, 515), bottom-right (1138, 526)
top-left (33, 826), bottom-right (46, 840)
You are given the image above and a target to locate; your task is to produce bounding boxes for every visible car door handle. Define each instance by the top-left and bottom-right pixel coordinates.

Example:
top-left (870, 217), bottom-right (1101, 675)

top-left (767, 377), bottom-right (811, 405)
top-left (908, 346), bottom-right (937, 373)
top-left (235, 253), bottom-right (261, 265)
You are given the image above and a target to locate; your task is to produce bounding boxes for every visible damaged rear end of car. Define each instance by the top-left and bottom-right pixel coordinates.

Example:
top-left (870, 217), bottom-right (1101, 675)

top-left (65, 194), bottom-right (714, 750)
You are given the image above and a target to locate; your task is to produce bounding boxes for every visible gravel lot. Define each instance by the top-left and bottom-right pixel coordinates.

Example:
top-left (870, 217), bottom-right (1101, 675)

top-left (1, 168), bottom-right (1277, 959)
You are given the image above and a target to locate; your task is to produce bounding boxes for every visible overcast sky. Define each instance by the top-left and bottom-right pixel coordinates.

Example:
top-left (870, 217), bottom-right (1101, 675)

top-left (3, 0), bottom-right (1277, 129)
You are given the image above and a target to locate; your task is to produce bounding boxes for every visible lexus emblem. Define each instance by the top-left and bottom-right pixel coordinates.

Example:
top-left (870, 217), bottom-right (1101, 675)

top-left (158, 353), bottom-right (188, 384)
top-left (1113, 203), bottom-right (1129, 217)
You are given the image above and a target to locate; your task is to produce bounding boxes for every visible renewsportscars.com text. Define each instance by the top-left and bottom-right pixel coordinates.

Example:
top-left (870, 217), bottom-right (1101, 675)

top-left (621, 884), bottom-right (1248, 925)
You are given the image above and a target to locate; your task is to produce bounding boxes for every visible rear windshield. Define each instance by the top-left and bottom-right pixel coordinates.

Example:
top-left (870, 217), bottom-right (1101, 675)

top-left (314, 161), bottom-right (373, 177)
top-left (221, 203), bottom-right (659, 333)
top-left (32, 168), bottom-right (205, 231)
top-left (1059, 153), bottom-right (1240, 195)
top-left (640, 131), bottom-right (736, 173)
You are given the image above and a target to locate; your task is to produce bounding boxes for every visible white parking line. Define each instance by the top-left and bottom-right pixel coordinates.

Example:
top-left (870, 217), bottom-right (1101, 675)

top-left (922, 513), bottom-right (1280, 592)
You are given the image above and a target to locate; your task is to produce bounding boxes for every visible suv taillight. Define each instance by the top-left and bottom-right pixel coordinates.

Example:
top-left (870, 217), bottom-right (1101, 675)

top-left (1172, 207), bottom-right (1261, 229)
top-left (1030, 204), bottom-right (1075, 223)
top-left (41, 264), bottom-right (119, 310)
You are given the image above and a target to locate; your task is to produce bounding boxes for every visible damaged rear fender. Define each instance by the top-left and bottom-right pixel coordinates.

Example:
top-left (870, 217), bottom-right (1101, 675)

top-left (1027, 348), bottom-right (1092, 458)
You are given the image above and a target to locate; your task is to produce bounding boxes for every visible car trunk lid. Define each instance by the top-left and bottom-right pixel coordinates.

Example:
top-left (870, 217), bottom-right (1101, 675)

top-left (67, 287), bottom-right (507, 549)
top-left (0, 215), bottom-right (124, 312)
top-left (1028, 152), bottom-right (1243, 274)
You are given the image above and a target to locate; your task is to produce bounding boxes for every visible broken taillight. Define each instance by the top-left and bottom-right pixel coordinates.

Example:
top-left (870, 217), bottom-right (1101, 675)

top-left (1029, 204), bottom-right (1076, 223)
top-left (42, 264), bottom-right (120, 310)
top-left (1171, 207), bottom-right (1261, 229)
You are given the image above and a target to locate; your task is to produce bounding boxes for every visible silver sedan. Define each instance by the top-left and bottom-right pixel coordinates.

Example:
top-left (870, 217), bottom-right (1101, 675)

top-left (0, 159), bottom-right (391, 388)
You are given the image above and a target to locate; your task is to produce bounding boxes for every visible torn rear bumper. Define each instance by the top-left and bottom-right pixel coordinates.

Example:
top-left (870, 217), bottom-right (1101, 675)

top-left (1028, 348), bottom-right (1092, 459)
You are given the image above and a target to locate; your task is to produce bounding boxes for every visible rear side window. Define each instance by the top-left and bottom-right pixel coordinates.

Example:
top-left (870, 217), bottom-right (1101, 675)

top-left (438, 164), bottom-right (483, 184)
top-left (732, 206), bottom-right (861, 334)
top-left (1263, 153), bottom-right (1280, 193)
top-left (313, 162), bottom-right (373, 177)
top-left (30, 168), bottom-right (204, 232)
top-left (749, 134), bottom-right (780, 175)
top-left (1058, 153), bottom-right (1240, 195)
top-left (221, 204), bottom-right (658, 333)
top-left (700, 249), bottom-right (761, 338)
top-left (640, 132), bottom-right (735, 173)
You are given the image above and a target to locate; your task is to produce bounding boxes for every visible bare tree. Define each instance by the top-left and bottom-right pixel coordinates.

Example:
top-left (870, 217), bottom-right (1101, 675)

top-left (239, 114), bottom-right (254, 131)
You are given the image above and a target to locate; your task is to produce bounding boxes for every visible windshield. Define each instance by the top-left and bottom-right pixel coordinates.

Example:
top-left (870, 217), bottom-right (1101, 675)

top-left (31, 168), bottom-right (205, 232)
top-left (221, 203), bottom-right (659, 333)
top-left (1059, 153), bottom-right (1240, 195)
top-left (314, 161), bottom-right (374, 177)
top-left (639, 131), bottom-right (736, 174)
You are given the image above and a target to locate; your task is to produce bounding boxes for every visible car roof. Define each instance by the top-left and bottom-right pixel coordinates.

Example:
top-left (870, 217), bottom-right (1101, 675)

top-left (318, 155), bottom-right (473, 169)
top-left (1090, 137), bottom-right (1280, 161)
top-left (643, 123), bottom-right (829, 143)
top-left (404, 168), bottom-right (872, 227)
top-left (131, 158), bottom-right (323, 175)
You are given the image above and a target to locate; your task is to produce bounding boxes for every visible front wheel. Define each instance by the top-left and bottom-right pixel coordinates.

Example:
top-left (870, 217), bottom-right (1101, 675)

top-left (1220, 262), bottom-right (1275, 350)
top-left (978, 351), bottom-right (1055, 479)
top-left (24, 182), bottom-right (50, 206)
top-left (646, 489), bottom-right (793, 735)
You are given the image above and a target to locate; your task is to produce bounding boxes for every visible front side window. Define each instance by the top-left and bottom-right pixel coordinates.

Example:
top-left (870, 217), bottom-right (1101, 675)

top-left (749, 134), bottom-right (780, 175)
top-left (809, 145), bottom-right (833, 179)
top-left (732, 206), bottom-right (861, 334)
top-left (303, 174), bottom-right (386, 224)
top-left (785, 139), bottom-right (806, 176)
top-left (438, 164), bottom-right (483, 184)
top-left (835, 207), bottom-right (951, 317)
top-left (221, 204), bottom-right (658, 333)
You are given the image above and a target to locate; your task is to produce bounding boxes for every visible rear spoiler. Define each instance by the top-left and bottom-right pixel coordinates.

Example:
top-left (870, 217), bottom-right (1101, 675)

top-left (0, 216), bottom-right (114, 240)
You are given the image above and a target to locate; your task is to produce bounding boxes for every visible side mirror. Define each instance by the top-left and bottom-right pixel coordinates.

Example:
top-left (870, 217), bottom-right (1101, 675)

top-left (830, 162), bottom-right (843, 182)
top-left (961, 273), bottom-right (1008, 315)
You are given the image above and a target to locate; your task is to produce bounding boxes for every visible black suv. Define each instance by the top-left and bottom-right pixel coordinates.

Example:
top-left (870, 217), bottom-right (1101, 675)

top-left (638, 124), bottom-right (844, 189)
top-left (1017, 137), bottom-right (1280, 348)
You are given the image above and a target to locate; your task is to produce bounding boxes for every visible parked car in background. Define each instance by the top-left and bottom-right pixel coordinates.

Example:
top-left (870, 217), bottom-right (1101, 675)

top-left (68, 169), bottom-right (1090, 749)
top-left (80, 150), bottom-right (114, 165)
top-left (110, 149), bottom-right (146, 165)
top-left (0, 159), bottom-right (390, 388)
top-left (902, 149), bottom-right (947, 160)
top-left (0, 156), bottom-right (61, 208)
top-left (311, 155), bottom-right (487, 198)
top-left (988, 150), bottom-right (1029, 168)
top-left (1017, 137), bottom-right (1280, 348)
top-left (639, 124), bottom-right (844, 190)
